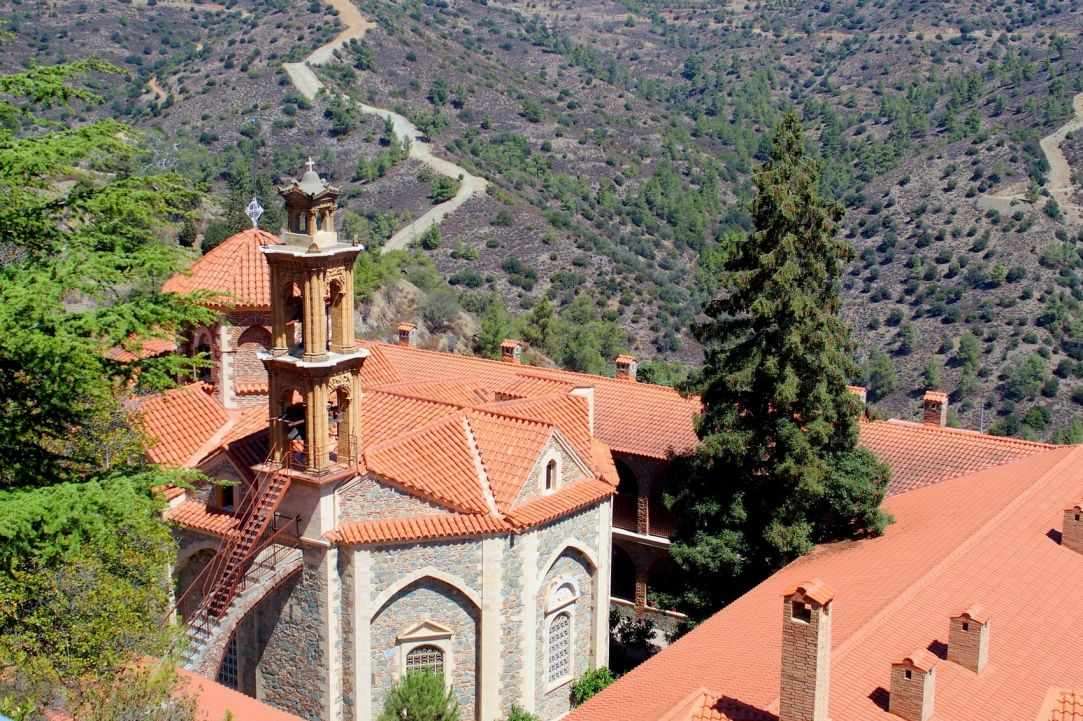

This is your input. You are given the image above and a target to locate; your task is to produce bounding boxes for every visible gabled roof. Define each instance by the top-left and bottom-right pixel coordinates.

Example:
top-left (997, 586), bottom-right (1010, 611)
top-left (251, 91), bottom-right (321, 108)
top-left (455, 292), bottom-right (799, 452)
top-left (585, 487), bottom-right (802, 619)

top-left (1039, 688), bottom-right (1083, 721)
top-left (358, 341), bottom-right (702, 460)
top-left (162, 228), bottom-right (281, 309)
top-left (136, 383), bottom-right (229, 467)
top-left (860, 418), bottom-right (1055, 496)
top-left (570, 442), bottom-right (1083, 721)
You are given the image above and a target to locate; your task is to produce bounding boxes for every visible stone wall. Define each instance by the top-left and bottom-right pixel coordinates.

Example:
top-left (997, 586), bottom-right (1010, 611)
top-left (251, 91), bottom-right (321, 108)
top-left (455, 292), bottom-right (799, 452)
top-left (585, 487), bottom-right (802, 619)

top-left (337, 476), bottom-right (449, 524)
top-left (340, 551), bottom-right (356, 721)
top-left (512, 440), bottom-right (588, 508)
top-left (498, 535), bottom-right (525, 714)
top-left (251, 552), bottom-right (330, 720)
top-left (368, 540), bottom-right (483, 601)
top-left (369, 577), bottom-right (480, 721)
top-left (535, 547), bottom-right (596, 720)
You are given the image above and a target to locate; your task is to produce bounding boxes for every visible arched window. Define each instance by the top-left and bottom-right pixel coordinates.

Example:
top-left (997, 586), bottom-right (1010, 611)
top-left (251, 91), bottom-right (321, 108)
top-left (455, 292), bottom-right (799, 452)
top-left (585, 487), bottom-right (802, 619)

top-left (547, 611), bottom-right (572, 684)
top-left (545, 459), bottom-right (557, 491)
top-left (405, 645), bottom-right (445, 677)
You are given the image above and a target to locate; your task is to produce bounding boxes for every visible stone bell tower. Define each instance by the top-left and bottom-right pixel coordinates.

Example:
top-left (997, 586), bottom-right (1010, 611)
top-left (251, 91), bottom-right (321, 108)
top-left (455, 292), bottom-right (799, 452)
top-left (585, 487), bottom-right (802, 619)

top-left (262, 160), bottom-right (366, 476)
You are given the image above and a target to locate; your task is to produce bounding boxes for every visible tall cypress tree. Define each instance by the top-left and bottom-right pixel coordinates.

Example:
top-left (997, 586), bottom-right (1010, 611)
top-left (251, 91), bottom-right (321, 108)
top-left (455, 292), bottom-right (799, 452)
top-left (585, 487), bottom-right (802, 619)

top-left (666, 113), bottom-right (890, 620)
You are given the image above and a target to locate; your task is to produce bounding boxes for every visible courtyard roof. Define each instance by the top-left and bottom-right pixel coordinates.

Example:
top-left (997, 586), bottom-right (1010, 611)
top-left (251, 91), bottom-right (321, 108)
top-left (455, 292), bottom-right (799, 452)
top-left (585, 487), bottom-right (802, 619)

top-left (162, 228), bottom-right (282, 310)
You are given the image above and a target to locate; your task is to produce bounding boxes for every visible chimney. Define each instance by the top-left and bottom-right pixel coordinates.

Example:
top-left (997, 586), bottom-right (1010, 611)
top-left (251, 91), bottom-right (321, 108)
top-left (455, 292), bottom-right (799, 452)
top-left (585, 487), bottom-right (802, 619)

top-left (615, 354), bottom-right (638, 382)
top-left (779, 580), bottom-right (834, 721)
top-left (847, 385), bottom-right (868, 408)
top-left (947, 606), bottom-right (989, 673)
top-left (922, 390), bottom-right (947, 426)
top-left (397, 322), bottom-right (417, 347)
top-left (889, 650), bottom-right (937, 721)
top-left (500, 339), bottom-right (522, 364)
top-left (569, 386), bottom-right (595, 436)
top-left (1063, 503), bottom-right (1083, 553)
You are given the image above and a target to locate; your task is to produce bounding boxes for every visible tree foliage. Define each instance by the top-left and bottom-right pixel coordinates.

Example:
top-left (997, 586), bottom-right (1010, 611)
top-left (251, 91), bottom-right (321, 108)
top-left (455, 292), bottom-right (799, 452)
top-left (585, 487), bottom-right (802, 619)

top-left (0, 58), bottom-right (207, 716)
top-left (666, 114), bottom-right (890, 619)
top-left (376, 671), bottom-right (459, 721)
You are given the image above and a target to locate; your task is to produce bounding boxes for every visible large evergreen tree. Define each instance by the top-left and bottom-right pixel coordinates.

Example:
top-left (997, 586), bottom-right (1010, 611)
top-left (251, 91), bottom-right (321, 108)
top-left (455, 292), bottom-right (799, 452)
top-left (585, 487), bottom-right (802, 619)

top-left (666, 113), bottom-right (890, 620)
top-left (0, 59), bottom-right (209, 717)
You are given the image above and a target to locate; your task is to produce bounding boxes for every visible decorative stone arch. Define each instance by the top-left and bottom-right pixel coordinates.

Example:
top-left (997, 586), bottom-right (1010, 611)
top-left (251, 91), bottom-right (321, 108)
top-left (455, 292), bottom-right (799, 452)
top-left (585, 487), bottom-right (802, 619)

top-left (540, 539), bottom-right (598, 579)
top-left (176, 535), bottom-right (221, 569)
top-left (370, 566), bottom-right (483, 617)
top-left (237, 325), bottom-right (272, 350)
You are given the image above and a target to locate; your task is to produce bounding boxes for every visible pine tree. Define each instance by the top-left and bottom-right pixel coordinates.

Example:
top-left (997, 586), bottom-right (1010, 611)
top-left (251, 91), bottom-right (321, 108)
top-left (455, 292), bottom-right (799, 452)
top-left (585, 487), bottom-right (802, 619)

top-left (377, 671), bottom-right (459, 721)
top-left (666, 113), bottom-right (890, 619)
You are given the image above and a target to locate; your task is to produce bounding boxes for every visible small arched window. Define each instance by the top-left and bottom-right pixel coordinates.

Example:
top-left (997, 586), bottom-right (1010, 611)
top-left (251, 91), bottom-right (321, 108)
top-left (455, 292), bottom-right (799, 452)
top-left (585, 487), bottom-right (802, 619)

top-left (405, 645), bottom-right (445, 677)
top-left (545, 459), bottom-right (557, 491)
top-left (547, 611), bottom-right (572, 684)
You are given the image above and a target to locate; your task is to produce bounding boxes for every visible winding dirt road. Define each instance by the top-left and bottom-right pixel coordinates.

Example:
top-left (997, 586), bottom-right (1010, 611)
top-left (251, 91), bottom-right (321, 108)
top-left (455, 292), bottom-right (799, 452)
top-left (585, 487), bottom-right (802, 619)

top-left (283, 0), bottom-right (488, 253)
top-left (979, 92), bottom-right (1083, 225)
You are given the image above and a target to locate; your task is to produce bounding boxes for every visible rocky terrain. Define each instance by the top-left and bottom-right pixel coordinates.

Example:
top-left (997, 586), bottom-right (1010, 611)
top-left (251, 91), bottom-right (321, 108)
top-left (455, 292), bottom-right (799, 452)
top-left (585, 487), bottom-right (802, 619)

top-left (8, 0), bottom-right (1083, 439)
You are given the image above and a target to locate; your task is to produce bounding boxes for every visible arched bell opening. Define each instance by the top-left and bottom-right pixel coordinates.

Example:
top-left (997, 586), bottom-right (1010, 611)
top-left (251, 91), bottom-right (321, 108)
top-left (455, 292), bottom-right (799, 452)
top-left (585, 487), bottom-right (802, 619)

top-left (329, 384), bottom-right (356, 464)
top-left (271, 387), bottom-right (307, 468)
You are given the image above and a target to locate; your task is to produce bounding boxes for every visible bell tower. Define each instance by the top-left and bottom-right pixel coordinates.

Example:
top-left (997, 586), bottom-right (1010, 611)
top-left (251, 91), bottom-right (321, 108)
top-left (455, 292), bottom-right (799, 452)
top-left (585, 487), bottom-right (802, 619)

top-left (261, 161), bottom-right (366, 476)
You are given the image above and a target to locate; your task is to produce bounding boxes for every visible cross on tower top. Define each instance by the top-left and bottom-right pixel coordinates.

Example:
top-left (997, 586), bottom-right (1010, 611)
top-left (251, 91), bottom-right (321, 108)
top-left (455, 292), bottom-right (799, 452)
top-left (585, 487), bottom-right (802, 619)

top-left (245, 196), bottom-right (264, 228)
top-left (305, 157), bottom-right (316, 173)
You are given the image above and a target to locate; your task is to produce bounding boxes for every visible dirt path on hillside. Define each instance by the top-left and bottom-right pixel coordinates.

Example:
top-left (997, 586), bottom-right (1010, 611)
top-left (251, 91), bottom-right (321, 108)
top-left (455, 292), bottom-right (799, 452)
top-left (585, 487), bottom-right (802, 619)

top-left (979, 92), bottom-right (1083, 225)
top-left (147, 76), bottom-right (167, 103)
top-left (282, 0), bottom-right (489, 253)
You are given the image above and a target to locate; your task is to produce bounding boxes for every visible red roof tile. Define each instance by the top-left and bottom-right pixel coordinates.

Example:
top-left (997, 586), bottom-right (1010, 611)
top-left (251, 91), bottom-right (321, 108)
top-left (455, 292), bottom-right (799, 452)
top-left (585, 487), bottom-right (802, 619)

top-left (479, 393), bottom-right (593, 466)
top-left (570, 443), bottom-right (1083, 721)
top-left (364, 414), bottom-right (492, 514)
top-left (326, 513), bottom-right (509, 545)
top-left (162, 229), bottom-right (282, 309)
top-left (1042, 689), bottom-right (1083, 721)
top-left (357, 341), bottom-right (702, 460)
top-left (137, 383), bottom-right (229, 467)
top-left (504, 478), bottom-right (614, 528)
top-left (165, 499), bottom-right (239, 537)
top-left (104, 336), bottom-right (177, 363)
top-left (467, 410), bottom-right (554, 512)
top-left (177, 668), bottom-right (305, 721)
top-left (859, 418), bottom-right (1055, 495)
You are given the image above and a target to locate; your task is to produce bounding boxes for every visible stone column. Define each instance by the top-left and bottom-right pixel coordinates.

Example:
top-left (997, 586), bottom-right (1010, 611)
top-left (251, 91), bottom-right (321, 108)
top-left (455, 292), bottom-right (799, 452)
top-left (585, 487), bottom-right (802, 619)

top-left (308, 546), bottom-right (343, 721)
top-left (353, 548), bottom-right (372, 721)
top-left (303, 270), bottom-right (320, 360)
top-left (270, 265), bottom-right (289, 355)
top-left (480, 538), bottom-right (504, 721)
top-left (305, 381), bottom-right (330, 473)
top-left (594, 501), bottom-right (612, 668)
top-left (519, 532), bottom-right (539, 711)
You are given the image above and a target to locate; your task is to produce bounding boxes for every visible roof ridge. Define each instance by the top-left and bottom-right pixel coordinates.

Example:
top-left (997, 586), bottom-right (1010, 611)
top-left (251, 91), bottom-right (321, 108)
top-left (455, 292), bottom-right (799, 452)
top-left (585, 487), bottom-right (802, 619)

top-left (461, 415), bottom-right (502, 517)
top-left (362, 411), bottom-right (464, 455)
top-left (367, 386), bottom-right (473, 410)
top-left (878, 418), bottom-right (1057, 448)
top-left (810, 443), bottom-right (1079, 684)
top-left (368, 340), bottom-right (691, 398)
top-left (467, 405), bottom-right (559, 431)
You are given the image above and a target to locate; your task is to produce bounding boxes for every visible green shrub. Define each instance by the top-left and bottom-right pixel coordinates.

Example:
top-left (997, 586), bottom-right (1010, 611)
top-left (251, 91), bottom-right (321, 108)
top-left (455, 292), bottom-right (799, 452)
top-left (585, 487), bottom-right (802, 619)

top-left (505, 705), bottom-right (539, 721)
top-left (570, 667), bottom-right (615, 707)
top-left (376, 670), bottom-right (458, 721)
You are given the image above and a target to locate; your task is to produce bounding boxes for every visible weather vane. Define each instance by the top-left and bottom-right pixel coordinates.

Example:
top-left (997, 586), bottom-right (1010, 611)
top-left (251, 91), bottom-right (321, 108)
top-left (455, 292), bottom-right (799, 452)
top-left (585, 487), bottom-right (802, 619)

top-left (245, 196), bottom-right (264, 228)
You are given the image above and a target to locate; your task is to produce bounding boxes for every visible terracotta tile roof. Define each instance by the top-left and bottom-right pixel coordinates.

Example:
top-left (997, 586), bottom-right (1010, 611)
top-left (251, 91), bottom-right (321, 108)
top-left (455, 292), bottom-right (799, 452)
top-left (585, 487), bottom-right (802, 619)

top-left (504, 478), bottom-right (614, 528)
top-left (467, 409), bottom-right (554, 512)
top-left (664, 689), bottom-right (773, 721)
top-left (234, 380), bottom-right (268, 396)
top-left (177, 668), bottom-right (306, 721)
top-left (592, 439), bottom-right (620, 487)
top-left (136, 383), bottom-right (229, 467)
top-left (362, 390), bottom-right (464, 449)
top-left (859, 418), bottom-right (1055, 495)
top-left (569, 443), bottom-right (1083, 721)
top-left (325, 513), bottom-right (508, 545)
top-left (162, 228), bottom-right (282, 309)
top-left (104, 336), bottom-right (177, 363)
top-left (496, 374), bottom-right (576, 400)
top-left (479, 393), bottom-right (593, 465)
top-left (222, 405), bottom-right (269, 446)
top-left (375, 379), bottom-right (493, 406)
top-left (165, 499), bottom-right (240, 537)
top-left (1041, 689), bottom-right (1083, 721)
top-left (364, 414), bottom-right (492, 514)
top-left (357, 341), bottom-right (702, 460)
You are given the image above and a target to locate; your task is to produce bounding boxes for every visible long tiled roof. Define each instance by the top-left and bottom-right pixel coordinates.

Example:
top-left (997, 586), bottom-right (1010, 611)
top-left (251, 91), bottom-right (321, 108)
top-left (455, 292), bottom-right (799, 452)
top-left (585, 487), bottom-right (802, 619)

top-left (860, 418), bottom-right (1055, 496)
top-left (358, 341), bottom-right (702, 460)
top-left (1042, 689), bottom-right (1083, 721)
top-left (162, 228), bottom-right (281, 309)
top-left (325, 513), bottom-right (509, 545)
top-left (570, 442), bottom-right (1083, 721)
top-left (136, 383), bottom-right (230, 467)
top-left (165, 499), bottom-right (240, 537)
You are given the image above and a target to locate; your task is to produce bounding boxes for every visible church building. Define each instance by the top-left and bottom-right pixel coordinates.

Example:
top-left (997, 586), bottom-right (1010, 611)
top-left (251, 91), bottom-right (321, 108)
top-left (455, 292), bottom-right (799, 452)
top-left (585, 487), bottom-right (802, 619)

top-left (149, 163), bottom-right (621, 721)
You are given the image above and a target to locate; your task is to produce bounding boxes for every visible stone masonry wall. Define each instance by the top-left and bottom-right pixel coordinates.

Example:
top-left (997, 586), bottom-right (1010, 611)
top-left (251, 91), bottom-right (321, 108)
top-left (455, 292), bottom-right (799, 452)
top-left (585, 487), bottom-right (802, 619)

top-left (498, 535), bottom-right (525, 714)
top-left (536, 549), bottom-right (595, 720)
top-left (253, 553), bottom-right (328, 720)
top-left (532, 508), bottom-right (602, 721)
top-left (368, 540), bottom-right (483, 600)
top-left (340, 551), bottom-right (356, 721)
top-left (512, 441), bottom-right (587, 508)
top-left (370, 578), bottom-right (480, 721)
top-left (337, 476), bottom-right (450, 525)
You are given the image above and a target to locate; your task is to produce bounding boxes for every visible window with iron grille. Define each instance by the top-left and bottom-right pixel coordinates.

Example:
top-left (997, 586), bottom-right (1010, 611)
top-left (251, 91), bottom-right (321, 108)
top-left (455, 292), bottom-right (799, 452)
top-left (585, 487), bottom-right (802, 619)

top-left (405, 645), bottom-right (445, 677)
top-left (548, 612), bottom-right (571, 683)
top-left (217, 636), bottom-right (238, 689)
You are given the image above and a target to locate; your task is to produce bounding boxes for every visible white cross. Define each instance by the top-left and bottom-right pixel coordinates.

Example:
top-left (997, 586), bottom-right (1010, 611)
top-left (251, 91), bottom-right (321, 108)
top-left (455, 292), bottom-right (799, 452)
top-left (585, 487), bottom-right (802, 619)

top-left (305, 157), bottom-right (316, 173)
top-left (245, 197), bottom-right (264, 228)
